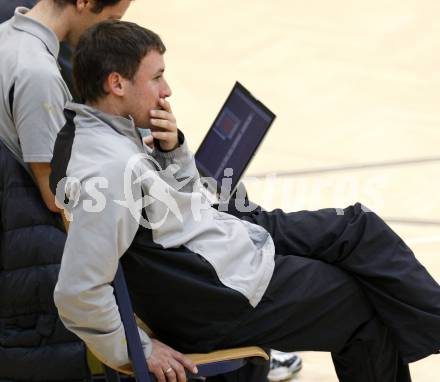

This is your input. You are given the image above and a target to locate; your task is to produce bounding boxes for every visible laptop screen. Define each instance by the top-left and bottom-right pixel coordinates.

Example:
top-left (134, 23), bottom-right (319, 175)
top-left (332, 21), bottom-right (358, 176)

top-left (195, 82), bottom-right (276, 194)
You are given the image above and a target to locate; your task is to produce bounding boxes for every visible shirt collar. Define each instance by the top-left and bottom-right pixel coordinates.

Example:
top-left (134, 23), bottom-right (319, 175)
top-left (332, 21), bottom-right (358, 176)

top-left (12, 7), bottom-right (60, 58)
top-left (66, 102), bottom-right (145, 150)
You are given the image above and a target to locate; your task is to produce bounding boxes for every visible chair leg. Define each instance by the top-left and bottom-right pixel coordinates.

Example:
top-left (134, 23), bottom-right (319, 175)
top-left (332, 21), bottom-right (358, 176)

top-left (103, 364), bottom-right (121, 382)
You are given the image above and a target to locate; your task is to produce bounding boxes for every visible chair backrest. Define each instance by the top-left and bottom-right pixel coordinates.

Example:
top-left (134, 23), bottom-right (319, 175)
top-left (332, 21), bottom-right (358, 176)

top-left (113, 264), bottom-right (154, 382)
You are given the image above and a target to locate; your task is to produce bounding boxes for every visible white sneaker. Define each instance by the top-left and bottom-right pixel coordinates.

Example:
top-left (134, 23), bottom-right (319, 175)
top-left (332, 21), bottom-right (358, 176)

top-left (268, 351), bottom-right (302, 381)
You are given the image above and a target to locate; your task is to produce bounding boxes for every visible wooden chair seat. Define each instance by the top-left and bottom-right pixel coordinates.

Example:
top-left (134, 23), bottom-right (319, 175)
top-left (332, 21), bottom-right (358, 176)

top-left (186, 346), bottom-right (269, 365)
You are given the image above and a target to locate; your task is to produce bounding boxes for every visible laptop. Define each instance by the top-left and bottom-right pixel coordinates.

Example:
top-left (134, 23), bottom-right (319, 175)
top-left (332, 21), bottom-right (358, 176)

top-left (195, 81), bottom-right (276, 202)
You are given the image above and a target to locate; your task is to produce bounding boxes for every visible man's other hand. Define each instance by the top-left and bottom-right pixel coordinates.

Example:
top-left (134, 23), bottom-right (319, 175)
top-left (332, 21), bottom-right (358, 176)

top-left (147, 338), bottom-right (198, 382)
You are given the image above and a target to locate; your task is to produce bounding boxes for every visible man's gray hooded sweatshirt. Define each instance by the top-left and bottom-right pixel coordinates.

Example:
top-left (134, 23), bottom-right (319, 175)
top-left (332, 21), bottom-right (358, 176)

top-left (49, 102), bottom-right (275, 369)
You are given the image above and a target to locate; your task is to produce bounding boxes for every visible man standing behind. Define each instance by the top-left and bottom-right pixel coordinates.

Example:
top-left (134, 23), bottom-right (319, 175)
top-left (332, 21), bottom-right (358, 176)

top-left (0, 0), bottom-right (132, 211)
top-left (0, 1), bottom-right (133, 381)
top-left (0, 0), bottom-right (77, 100)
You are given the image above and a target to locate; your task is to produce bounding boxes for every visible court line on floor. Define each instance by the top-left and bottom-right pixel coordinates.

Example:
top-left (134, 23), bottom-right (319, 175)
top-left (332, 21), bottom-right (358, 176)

top-left (384, 218), bottom-right (440, 226)
top-left (247, 156), bottom-right (440, 178)
top-left (406, 236), bottom-right (440, 245)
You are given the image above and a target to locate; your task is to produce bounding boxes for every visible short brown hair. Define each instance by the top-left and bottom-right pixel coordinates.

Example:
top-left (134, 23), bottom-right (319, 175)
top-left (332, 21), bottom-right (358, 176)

top-left (73, 20), bottom-right (166, 103)
top-left (53, 0), bottom-right (123, 13)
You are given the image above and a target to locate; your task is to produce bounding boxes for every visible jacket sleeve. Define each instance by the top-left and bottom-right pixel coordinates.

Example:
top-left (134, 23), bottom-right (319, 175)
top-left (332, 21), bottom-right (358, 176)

top-left (53, 161), bottom-right (152, 368)
top-left (150, 130), bottom-right (201, 193)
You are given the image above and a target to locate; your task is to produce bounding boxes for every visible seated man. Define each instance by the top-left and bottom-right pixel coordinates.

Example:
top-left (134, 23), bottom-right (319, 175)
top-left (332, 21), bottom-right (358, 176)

top-left (50, 20), bottom-right (440, 382)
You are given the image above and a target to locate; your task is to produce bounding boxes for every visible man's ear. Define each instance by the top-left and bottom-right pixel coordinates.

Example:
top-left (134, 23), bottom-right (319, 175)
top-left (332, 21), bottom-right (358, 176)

top-left (76, 0), bottom-right (90, 12)
top-left (104, 72), bottom-right (127, 97)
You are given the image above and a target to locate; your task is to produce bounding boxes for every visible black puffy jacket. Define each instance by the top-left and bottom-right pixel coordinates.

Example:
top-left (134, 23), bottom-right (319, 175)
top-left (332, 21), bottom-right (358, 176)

top-left (0, 141), bottom-right (89, 381)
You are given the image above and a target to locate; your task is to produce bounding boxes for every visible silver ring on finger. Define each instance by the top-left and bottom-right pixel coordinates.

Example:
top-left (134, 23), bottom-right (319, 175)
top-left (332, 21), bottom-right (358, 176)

top-left (164, 367), bottom-right (173, 374)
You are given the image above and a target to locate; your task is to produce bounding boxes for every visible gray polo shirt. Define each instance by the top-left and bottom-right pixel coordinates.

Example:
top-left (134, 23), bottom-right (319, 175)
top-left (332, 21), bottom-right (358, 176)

top-left (0, 7), bottom-right (71, 171)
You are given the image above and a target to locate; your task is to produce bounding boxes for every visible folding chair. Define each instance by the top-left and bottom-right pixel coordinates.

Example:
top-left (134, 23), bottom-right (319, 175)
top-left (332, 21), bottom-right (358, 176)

top-left (60, 213), bottom-right (268, 381)
top-left (102, 263), bottom-right (269, 382)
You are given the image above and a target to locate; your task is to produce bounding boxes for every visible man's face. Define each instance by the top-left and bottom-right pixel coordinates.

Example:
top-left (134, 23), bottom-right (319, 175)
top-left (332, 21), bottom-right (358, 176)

top-left (68, 0), bottom-right (131, 46)
top-left (124, 51), bottom-right (172, 129)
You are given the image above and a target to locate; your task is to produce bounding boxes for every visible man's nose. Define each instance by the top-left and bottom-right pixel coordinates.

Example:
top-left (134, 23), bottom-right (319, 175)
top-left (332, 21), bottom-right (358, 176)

top-left (161, 81), bottom-right (172, 98)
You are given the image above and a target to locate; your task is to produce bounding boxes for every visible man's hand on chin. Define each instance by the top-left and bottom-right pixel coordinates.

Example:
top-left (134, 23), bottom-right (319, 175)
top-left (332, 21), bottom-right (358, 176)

top-left (143, 98), bottom-right (179, 152)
